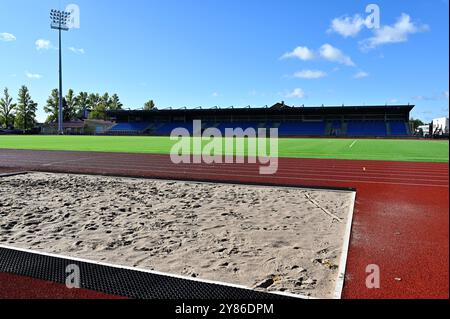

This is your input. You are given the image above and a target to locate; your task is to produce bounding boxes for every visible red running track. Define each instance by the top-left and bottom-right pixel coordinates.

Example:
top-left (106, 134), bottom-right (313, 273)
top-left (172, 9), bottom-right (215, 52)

top-left (0, 273), bottom-right (125, 299)
top-left (0, 149), bottom-right (448, 299)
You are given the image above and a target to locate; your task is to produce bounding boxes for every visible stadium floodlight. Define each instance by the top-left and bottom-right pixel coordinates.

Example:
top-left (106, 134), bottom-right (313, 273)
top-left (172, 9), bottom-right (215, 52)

top-left (50, 9), bottom-right (71, 134)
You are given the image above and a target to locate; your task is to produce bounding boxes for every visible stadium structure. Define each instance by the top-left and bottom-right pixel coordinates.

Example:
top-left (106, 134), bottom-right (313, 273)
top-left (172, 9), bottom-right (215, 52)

top-left (106, 103), bottom-right (413, 137)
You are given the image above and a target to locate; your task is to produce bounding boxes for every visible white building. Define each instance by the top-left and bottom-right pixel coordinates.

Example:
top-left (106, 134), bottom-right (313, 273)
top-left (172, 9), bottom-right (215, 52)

top-left (432, 117), bottom-right (449, 136)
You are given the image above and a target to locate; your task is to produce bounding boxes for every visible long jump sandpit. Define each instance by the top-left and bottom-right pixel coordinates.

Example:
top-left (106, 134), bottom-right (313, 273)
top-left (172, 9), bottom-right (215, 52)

top-left (0, 172), bottom-right (355, 299)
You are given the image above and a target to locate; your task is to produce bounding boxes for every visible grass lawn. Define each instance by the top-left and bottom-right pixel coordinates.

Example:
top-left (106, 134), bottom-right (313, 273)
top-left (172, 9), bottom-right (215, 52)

top-left (0, 135), bottom-right (448, 162)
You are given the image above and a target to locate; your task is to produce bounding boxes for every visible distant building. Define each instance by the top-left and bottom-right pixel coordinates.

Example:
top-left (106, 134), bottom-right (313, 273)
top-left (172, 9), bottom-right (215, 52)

top-left (41, 119), bottom-right (114, 135)
top-left (416, 124), bottom-right (430, 137)
top-left (432, 117), bottom-right (449, 137)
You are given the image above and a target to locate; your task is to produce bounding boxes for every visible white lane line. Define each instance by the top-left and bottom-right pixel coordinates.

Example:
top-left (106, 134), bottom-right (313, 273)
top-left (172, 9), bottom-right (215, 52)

top-left (41, 157), bottom-right (92, 167)
top-left (333, 191), bottom-right (356, 299)
top-left (349, 140), bottom-right (357, 149)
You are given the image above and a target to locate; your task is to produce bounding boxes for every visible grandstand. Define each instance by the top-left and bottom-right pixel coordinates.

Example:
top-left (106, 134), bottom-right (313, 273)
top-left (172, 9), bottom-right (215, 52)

top-left (106, 103), bottom-right (413, 137)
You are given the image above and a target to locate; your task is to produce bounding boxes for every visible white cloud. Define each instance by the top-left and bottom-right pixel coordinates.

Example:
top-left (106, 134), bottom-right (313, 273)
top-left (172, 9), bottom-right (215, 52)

top-left (319, 44), bottom-right (355, 66)
top-left (0, 32), bottom-right (16, 42)
top-left (285, 88), bottom-right (306, 99)
top-left (293, 70), bottom-right (327, 79)
top-left (360, 14), bottom-right (429, 50)
top-left (281, 46), bottom-right (315, 60)
top-left (68, 47), bottom-right (85, 54)
top-left (26, 72), bottom-right (42, 79)
top-left (35, 39), bottom-right (51, 50)
top-left (212, 92), bottom-right (220, 97)
top-left (387, 98), bottom-right (399, 104)
top-left (413, 91), bottom-right (449, 101)
top-left (353, 71), bottom-right (369, 79)
top-left (329, 15), bottom-right (367, 38)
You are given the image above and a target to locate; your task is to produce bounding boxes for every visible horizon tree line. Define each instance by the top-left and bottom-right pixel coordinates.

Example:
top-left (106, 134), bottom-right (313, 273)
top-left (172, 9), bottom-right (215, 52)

top-left (0, 86), bottom-right (157, 130)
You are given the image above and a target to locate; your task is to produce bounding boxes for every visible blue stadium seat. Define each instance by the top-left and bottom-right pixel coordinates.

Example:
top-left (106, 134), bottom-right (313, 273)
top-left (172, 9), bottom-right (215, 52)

top-left (277, 121), bottom-right (326, 136)
top-left (389, 121), bottom-right (408, 136)
top-left (215, 122), bottom-right (260, 135)
top-left (347, 121), bottom-right (387, 136)
top-left (108, 120), bottom-right (407, 137)
top-left (153, 122), bottom-right (194, 135)
top-left (109, 122), bottom-right (150, 133)
top-left (332, 120), bottom-right (342, 129)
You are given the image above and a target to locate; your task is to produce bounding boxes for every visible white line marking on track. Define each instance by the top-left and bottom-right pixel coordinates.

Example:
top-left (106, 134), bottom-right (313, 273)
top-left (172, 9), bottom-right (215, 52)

top-left (333, 191), bottom-right (356, 299)
top-left (349, 140), bottom-right (357, 149)
top-left (41, 157), bottom-right (92, 167)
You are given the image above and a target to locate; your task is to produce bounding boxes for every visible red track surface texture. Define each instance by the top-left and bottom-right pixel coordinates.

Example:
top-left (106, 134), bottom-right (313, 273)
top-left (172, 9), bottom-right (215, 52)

top-left (0, 273), bottom-right (125, 299)
top-left (0, 149), bottom-right (448, 299)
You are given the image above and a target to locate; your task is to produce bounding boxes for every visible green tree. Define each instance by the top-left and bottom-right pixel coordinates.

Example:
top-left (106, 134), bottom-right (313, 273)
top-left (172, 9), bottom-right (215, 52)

top-left (75, 91), bottom-right (89, 118)
top-left (110, 94), bottom-right (123, 110)
top-left (88, 93), bottom-right (108, 120)
top-left (410, 118), bottom-right (425, 130)
top-left (15, 85), bottom-right (37, 132)
top-left (44, 89), bottom-right (60, 123)
top-left (101, 92), bottom-right (111, 108)
top-left (0, 87), bottom-right (16, 129)
top-left (89, 93), bottom-right (118, 120)
top-left (88, 93), bottom-right (100, 109)
top-left (64, 89), bottom-right (77, 121)
top-left (144, 100), bottom-right (155, 110)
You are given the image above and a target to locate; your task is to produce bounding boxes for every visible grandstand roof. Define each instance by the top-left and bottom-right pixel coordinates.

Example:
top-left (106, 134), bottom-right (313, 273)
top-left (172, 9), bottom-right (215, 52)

top-left (107, 103), bottom-right (414, 117)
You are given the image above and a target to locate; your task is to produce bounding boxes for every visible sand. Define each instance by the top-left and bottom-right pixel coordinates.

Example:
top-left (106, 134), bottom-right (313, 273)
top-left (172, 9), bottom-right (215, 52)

top-left (0, 172), bottom-right (355, 298)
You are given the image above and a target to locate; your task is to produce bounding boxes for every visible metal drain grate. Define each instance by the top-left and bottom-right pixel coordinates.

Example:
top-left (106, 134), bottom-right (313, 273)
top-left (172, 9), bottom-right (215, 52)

top-left (0, 247), bottom-right (292, 299)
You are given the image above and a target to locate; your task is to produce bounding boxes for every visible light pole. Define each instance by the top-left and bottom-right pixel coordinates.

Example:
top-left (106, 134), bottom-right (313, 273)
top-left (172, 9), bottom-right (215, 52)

top-left (50, 9), bottom-right (70, 135)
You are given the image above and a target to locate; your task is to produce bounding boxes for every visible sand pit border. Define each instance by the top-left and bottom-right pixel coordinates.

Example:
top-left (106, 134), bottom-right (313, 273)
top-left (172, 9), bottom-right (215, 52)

top-left (0, 244), bottom-right (309, 299)
top-left (333, 191), bottom-right (356, 299)
top-left (18, 169), bottom-right (357, 193)
top-left (0, 171), bottom-right (28, 178)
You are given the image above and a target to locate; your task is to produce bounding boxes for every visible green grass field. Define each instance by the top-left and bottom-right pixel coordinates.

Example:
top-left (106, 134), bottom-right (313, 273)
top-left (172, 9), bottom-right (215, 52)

top-left (0, 135), bottom-right (448, 162)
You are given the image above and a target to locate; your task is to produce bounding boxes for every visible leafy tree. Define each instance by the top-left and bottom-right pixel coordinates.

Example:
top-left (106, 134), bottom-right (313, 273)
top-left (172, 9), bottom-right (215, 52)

top-left (101, 92), bottom-right (111, 108)
top-left (110, 94), bottom-right (123, 110)
top-left (44, 89), bottom-right (60, 123)
top-left (88, 93), bottom-right (101, 109)
top-left (15, 85), bottom-right (37, 132)
top-left (44, 89), bottom-right (76, 122)
top-left (410, 118), bottom-right (425, 130)
top-left (88, 93), bottom-right (110, 120)
top-left (75, 91), bottom-right (89, 118)
top-left (144, 99), bottom-right (155, 110)
top-left (64, 89), bottom-right (77, 121)
top-left (0, 87), bottom-right (16, 129)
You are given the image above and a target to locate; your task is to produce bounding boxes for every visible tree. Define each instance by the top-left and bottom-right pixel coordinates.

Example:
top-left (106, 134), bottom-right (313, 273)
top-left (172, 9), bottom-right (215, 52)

top-left (44, 89), bottom-right (76, 122)
top-left (88, 93), bottom-right (101, 109)
top-left (15, 85), bottom-right (37, 132)
top-left (75, 91), bottom-right (89, 118)
top-left (0, 87), bottom-right (16, 129)
top-left (44, 89), bottom-right (60, 123)
top-left (410, 118), bottom-right (425, 130)
top-left (88, 93), bottom-right (110, 120)
top-left (109, 94), bottom-right (123, 110)
top-left (64, 89), bottom-right (77, 121)
top-left (144, 100), bottom-right (155, 110)
top-left (101, 92), bottom-right (111, 108)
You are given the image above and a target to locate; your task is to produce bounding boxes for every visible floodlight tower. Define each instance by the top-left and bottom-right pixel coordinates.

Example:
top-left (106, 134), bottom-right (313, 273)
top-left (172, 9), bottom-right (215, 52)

top-left (50, 9), bottom-right (70, 135)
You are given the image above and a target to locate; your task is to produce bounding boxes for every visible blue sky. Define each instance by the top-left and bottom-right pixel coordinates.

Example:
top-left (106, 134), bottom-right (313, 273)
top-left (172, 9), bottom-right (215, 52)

top-left (1, 0), bottom-right (448, 122)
